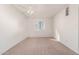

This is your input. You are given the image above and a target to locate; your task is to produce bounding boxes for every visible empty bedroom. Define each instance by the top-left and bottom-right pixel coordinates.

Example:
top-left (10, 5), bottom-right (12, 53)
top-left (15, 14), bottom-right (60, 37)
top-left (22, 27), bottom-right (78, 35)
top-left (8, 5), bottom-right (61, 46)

top-left (0, 4), bottom-right (78, 55)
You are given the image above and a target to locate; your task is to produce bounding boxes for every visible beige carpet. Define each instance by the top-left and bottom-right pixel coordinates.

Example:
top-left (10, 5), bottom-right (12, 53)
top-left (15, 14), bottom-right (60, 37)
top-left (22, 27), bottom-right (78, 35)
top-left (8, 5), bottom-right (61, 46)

top-left (3, 37), bottom-right (77, 55)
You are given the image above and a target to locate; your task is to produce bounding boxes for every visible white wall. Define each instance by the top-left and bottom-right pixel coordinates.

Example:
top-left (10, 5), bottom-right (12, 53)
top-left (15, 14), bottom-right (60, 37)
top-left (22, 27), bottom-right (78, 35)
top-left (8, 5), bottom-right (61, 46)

top-left (27, 18), bottom-right (54, 37)
top-left (53, 5), bottom-right (79, 53)
top-left (0, 5), bottom-right (28, 54)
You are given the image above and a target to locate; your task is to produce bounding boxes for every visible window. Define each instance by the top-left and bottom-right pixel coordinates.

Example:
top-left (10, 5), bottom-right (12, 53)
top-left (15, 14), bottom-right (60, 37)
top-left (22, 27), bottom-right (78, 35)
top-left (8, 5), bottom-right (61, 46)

top-left (36, 20), bottom-right (45, 31)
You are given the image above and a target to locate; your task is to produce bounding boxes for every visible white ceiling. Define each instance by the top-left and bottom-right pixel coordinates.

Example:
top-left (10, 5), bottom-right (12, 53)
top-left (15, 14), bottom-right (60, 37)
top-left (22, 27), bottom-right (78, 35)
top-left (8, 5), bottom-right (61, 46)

top-left (13, 4), bottom-right (67, 18)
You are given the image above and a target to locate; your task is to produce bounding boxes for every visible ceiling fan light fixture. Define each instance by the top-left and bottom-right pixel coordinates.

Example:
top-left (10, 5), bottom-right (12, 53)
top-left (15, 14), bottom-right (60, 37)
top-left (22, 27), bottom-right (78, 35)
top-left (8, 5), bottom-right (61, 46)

top-left (27, 7), bottom-right (34, 15)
